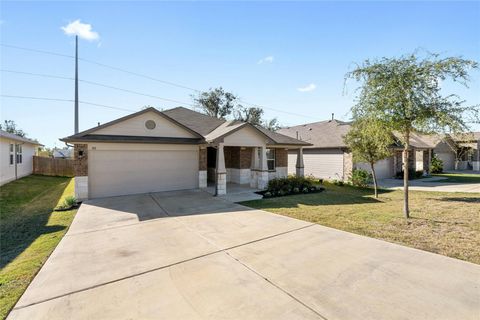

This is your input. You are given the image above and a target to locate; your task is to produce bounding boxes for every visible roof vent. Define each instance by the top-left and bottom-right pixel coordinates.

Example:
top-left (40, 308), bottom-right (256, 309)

top-left (145, 120), bottom-right (156, 130)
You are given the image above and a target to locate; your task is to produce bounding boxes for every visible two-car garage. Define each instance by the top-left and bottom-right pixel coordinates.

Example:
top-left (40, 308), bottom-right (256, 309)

top-left (88, 145), bottom-right (199, 198)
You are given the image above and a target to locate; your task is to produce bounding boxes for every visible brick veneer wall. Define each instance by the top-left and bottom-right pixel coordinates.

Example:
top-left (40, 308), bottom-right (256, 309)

top-left (275, 149), bottom-right (288, 167)
top-left (199, 148), bottom-right (207, 170)
top-left (423, 150), bottom-right (430, 173)
top-left (224, 147), bottom-right (252, 169)
top-left (239, 148), bottom-right (252, 169)
top-left (74, 144), bottom-right (88, 176)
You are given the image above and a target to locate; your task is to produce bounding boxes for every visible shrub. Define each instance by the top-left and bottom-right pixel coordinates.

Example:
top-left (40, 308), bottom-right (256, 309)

top-left (331, 179), bottom-right (345, 186)
top-left (64, 196), bottom-right (77, 207)
top-left (349, 169), bottom-right (372, 187)
top-left (431, 154), bottom-right (443, 173)
top-left (395, 170), bottom-right (424, 180)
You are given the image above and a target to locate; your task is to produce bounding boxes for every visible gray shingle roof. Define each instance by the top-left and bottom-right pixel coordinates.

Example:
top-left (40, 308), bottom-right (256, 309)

top-left (62, 106), bottom-right (307, 146)
top-left (162, 107), bottom-right (225, 136)
top-left (0, 129), bottom-right (42, 145)
top-left (255, 126), bottom-right (311, 146)
top-left (277, 120), bottom-right (352, 148)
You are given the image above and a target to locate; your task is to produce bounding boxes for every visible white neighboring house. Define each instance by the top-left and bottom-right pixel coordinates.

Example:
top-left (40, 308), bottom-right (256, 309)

top-left (0, 130), bottom-right (42, 186)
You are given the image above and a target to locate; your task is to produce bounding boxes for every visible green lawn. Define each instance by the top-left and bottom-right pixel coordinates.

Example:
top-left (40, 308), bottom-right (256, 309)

top-left (432, 173), bottom-right (480, 184)
top-left (241, 183), bottom-right (480, 264)
top-left (0, 175), bottom-right (77, 319)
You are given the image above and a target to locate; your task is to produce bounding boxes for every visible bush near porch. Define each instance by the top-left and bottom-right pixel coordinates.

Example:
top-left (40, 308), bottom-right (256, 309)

top-left (262, 175), bottom-right (324, 198)
top-left (242, 183), bottom-right (480, 264)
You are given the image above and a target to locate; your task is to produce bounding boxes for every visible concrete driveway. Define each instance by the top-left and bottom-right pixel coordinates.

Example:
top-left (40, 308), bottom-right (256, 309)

top-left (9, 190), bottom-right (480, 320)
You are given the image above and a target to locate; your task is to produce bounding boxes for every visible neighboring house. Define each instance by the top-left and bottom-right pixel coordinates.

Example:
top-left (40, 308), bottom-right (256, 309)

top-left (277, 119), bottom-right (469, 181)
top-left (0, 129), bottom-right (42, 186)
top-left (60, 107), bottom-right (310, 200)
top-left (277, 119), bottom-right (356, 181)
top-left (53, 148), bottom-right (73, 159)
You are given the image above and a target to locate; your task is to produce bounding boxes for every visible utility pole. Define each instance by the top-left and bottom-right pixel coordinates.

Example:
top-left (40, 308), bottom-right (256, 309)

top-left (74, 35), bottom-right (79, 134)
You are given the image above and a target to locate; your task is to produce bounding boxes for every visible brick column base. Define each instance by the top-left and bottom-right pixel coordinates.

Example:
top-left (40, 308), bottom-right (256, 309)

top-left (199, 170), bottom-right (207, 188)
top-left (216, 172), bottom-right (227, 195)
top-left (257, 171), bottom-right (269, 190)
top-left (296, 167), bottom-right (304, 177)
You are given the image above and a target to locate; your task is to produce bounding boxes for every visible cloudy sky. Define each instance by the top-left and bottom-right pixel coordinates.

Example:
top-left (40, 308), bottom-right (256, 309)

top-left (1, 1), bottom-right (479, 147)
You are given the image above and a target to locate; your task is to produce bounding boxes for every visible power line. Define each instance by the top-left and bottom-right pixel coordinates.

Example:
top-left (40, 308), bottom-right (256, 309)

top-left (0, 94), bottom-right (136, 112)
top-left (1, 43), bottom-right (318, 120)
top-left (0, 69), bottom-right (195, 106)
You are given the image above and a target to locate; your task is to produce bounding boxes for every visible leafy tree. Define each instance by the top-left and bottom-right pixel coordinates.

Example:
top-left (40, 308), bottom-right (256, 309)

top-left (235, 106), bottom-right (264, 126)
top-left (264, 118), bottom-right (281, 131)
top-left (344, 119), bottom-right (393, 198)
top-left (346, 53), bottom-right (478, 218)
top-left (0, 120), bottom-right (26, 137)
top-left (192, 87), bottom-right (239, 119)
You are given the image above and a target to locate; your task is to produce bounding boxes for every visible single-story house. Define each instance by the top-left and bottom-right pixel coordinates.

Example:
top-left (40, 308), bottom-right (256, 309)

top-left (0, 129), bottom-right (42, 186)
top-left (61, 107), bottom-right (310, 200)
top-left (277, 119), bottom-right (356, 181)
top-left (277, 119), bottom-right (471, 180)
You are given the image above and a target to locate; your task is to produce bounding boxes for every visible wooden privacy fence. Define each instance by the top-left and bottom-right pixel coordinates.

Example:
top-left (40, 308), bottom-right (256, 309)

top-left (33, 156), bottom-right (74, 177)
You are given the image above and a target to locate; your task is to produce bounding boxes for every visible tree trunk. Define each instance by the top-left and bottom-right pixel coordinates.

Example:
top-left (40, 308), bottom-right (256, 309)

top-left (370, 162), bottom-right (378, 198)
top-left (403, 130), bottom-right (410, 219)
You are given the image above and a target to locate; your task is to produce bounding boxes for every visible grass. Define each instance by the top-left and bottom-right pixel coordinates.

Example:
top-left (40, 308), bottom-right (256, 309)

top-left (241, 183), bottom-right (480, 264)
top-left (0, 175), bottom-right (77, 319)
top-left (432, 173), bottom-right (480, 184)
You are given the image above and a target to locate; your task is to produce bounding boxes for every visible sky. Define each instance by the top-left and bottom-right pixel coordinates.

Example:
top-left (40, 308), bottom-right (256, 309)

top-left (1, 1), bottom-right (479, 148)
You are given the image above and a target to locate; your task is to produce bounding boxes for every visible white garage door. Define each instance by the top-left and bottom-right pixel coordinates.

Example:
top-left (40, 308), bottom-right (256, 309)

top-left (355, 158), bottom-right (393, 179)
top-left (89, 149), bottom-right (198, 198)
top-left (288, 151), bottom-right (344, 180)
top-left (436, 152), bottom-right (455, 171)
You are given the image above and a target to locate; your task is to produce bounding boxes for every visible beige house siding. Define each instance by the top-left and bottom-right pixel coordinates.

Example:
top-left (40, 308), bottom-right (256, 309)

top-left (93, 111), bottom-right (197, 138)
top-left (223, 126), bottom-right (268, 147)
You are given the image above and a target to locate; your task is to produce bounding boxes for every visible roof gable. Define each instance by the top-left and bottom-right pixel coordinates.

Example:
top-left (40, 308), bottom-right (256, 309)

top-left (93, 110), bottom-right (198, 138)
top-left (62, 108), bottom-right (203, 142)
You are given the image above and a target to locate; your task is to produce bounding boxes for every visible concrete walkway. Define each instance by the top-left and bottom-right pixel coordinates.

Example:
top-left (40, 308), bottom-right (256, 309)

top-left (379, 177), bottom-right (480, 193)
top-left (9, 190), bottom-right (480, 319)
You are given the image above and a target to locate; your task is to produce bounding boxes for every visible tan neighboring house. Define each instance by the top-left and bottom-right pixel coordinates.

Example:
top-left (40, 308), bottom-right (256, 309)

top-left (0, 129), bottom-right (42, 186)
top-left (277, 119), bottom-right (475, 181)
top-left (61, 107), bottom-right (310, 200)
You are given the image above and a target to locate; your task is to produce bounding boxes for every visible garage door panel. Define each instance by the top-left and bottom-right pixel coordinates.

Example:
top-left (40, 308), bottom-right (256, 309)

top-left (355, 158), bottom-right (392, 179)
top-left (288, 151), bottom-right (344, 180)
top-left (89, 150), bottom-right (198, 198)
top-left (435, 152), bottom-right (455, 171)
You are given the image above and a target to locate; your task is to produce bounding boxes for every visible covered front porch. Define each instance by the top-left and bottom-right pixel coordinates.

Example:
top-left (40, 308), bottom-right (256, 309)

top-left (199, 144), bottom-right (305, 196)
top-left (393, 147), bottom-right (432, 176)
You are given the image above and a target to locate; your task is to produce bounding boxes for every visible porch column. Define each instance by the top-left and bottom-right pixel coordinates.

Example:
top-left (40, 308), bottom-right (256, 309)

top-left (215, 143), bottom-right (227, 195)
top-left (257, 146), bottom-right (269, 190)
top-left (198, 146), bottom-right (207, 188)
top-left (296, 147), bottom-right (304, 177)
top-left (250, 147), bottom-right (259, 188)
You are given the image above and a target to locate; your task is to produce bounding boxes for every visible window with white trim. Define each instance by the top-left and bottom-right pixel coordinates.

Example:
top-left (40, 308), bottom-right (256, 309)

top-left (9, 144), bottom-right (14, 165)
top-left (266, 148), bottom-right (275, 171)
top-left (16, 144), bottom-right (23, 164)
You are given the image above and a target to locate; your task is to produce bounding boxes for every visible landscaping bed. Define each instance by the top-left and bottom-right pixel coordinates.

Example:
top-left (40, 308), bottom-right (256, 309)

top-left (256, 176), bottom-right (325, 198)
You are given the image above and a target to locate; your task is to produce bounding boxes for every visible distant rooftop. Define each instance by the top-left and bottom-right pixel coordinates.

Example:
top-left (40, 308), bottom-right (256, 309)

top-left (0, 129), bottom-right (42, 145)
